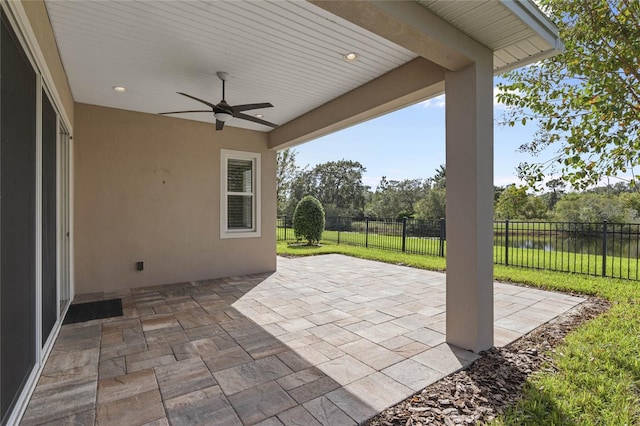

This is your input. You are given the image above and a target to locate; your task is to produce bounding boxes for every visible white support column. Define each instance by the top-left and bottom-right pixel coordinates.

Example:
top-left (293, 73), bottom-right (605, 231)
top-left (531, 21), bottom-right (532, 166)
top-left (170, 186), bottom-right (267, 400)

top-left (444, 56), bottom-right (494, 353)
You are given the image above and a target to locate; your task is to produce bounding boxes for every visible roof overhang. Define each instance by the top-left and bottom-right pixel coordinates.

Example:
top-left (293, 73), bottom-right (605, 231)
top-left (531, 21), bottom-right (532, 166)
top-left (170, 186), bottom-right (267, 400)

top-left (38, 0), bottom-right (561, 147)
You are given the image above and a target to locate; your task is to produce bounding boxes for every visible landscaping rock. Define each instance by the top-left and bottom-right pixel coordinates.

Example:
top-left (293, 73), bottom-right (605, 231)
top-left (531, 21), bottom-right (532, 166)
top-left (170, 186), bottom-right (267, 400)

top-left (366, 296), bottom-right (610, 425)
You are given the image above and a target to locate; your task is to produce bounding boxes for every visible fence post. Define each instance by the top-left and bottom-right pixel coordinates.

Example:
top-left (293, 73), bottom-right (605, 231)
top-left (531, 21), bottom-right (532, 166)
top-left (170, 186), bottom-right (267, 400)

top-left (505, 219), bottom-right (509, 266)
top-left (283, 215), bottom-right (287, 241)
top-left (439, 218), bottom-right (445, 257)
top-left (337, 216), bottom-right (341, 244)
top-left (602, 220), bottom-right (608, 277)
top-left (365, 216), bottom-right (369, 248)
top-left (401, 217), bottom-right (407, 252)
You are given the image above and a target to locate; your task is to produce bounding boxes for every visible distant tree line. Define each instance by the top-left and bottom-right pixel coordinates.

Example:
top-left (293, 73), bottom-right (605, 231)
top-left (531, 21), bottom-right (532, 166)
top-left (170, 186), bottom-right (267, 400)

top-left (277, 150), bottom-right (367, 218)
top-left (277, 148), bottom-right (640, 223)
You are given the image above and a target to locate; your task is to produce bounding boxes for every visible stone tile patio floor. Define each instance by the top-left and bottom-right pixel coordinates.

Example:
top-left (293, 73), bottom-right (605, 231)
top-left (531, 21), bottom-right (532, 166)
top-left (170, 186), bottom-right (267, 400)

top-left (21, 254), bottom-right (585, 425)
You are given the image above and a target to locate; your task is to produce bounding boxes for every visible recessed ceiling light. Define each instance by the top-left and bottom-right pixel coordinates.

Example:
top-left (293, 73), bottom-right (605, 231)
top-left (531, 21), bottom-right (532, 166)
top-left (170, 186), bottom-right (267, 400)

top-left (344, 52), bottom-right (358, 62)
top-left (113, 86), bottom-right (128, 93)
top-left (255, 114), bottom-right (264, 118)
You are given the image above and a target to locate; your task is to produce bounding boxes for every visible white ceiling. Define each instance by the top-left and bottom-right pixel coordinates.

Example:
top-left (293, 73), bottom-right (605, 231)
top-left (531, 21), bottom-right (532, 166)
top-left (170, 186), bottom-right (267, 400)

top-left (45, 0), bottom-right (559, 133)
top-left (45, 0), bottom-right (417, 132)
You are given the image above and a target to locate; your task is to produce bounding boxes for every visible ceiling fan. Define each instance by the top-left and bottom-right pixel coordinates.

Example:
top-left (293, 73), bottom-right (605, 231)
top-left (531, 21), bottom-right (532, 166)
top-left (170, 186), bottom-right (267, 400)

top-left (160, 72), bottom-right (278, 131)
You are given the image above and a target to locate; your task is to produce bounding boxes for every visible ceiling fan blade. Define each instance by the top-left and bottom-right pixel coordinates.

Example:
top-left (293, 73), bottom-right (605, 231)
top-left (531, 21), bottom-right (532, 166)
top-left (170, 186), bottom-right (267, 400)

top-left (177, 92), bottom-right (219, 109)
top-left (216, 120), bottom-right (225, 131)
top-left (232, 103), bottom-right (274, 113)
top-left (235, 112), bottom-right (279, 128)
top-left (159, 110), bottom-right (211, 115)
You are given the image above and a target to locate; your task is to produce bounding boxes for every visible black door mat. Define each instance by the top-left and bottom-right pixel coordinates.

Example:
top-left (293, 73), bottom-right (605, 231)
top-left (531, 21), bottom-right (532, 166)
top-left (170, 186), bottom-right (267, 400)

top-left (63, 298), bottom-right (123, 325)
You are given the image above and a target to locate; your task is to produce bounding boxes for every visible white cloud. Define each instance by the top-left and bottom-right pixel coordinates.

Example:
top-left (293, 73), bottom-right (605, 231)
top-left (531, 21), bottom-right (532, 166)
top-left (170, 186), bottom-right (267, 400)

top-left (419, 88), bottom-right (518, 110)
top-left (362, 175), bottom-right (381, 188)
top-left (420, 94), bottom-right (445, 109)
top-left (494, 175), bottom-right (522, 187)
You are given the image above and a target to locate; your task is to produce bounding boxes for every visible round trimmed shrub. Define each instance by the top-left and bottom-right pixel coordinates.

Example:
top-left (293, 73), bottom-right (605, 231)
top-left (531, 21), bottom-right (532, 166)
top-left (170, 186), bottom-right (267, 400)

top-left (293, 195), bottom-right (325, 245)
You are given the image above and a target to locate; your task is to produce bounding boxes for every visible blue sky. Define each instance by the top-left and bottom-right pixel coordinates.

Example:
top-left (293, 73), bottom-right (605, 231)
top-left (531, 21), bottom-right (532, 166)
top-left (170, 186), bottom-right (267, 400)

top-left (293, 77), bottom-right (550, 190)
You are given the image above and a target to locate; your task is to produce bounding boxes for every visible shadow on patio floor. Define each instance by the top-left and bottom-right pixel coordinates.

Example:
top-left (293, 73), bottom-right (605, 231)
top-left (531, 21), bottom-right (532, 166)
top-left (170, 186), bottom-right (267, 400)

top-left (21, 273), bottom-right (373, 425)
top-left (21, 255), bottom-right (584, 425)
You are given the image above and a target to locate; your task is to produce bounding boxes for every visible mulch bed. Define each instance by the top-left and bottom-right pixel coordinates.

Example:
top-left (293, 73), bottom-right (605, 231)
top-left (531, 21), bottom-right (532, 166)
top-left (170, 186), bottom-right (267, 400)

top-left (366, 295), bottom-right (610, 425)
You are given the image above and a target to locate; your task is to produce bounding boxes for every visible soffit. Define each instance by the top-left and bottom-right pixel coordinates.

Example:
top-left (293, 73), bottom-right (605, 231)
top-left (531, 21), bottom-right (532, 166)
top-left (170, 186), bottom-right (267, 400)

top-left (417, 0), bottom-right (560, 72)
top-left (45, 0), bottom-right (417, 132)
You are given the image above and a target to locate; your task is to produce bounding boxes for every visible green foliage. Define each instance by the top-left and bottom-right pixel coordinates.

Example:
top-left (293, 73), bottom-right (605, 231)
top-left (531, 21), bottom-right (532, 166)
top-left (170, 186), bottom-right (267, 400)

top-left (495, 186), bottom-right (528, 219)
top-left (553, 193), bottom-right (638, 223)
top-left (620, 191), bottom-right (640, 217)
top-left (492, 268), bottom-right (640, 425)
top-left (587, 181), bottom-right (634, 196)
top-left (276, 148), bottom-right (298, 215)
top-left (542, 178), bottom-right (566, 210)
top-left (494, 185), bottom-right (507, 203)
top-left (495, 185), bottom-right (548, 220)
top-left (292, 195), bottom-right (325, 245)
top-left (367, 165), bottom-right (446, 220)
top-left (497, 0), bottom-right (640, 190)
top-left (368, 177), bottom-right (428, 219)
top-left (287, 160), bottom-right (367, 218)
top-left (522, 196), bottom-right (548, 220)
top-left (495, 302), bottom-right (640, 425)
top-left (430, 164), bottom-right (446, 189)
top-left (414, 188), bottom-right (446, 221)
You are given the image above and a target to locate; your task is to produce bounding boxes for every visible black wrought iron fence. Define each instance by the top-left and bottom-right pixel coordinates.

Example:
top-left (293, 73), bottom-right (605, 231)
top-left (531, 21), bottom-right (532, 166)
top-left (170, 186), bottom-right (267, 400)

top-left (494, 220), bottom-right (640, 280)
top-left (277, 216), bottom-right (445, 256)
top-left (277, 216), bottom-right (640, 281)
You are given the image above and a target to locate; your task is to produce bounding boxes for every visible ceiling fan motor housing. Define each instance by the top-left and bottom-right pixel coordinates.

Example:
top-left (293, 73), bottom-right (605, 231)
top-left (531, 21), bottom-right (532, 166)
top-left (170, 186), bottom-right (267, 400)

top-left (159, 71), bottom-right (277, 130)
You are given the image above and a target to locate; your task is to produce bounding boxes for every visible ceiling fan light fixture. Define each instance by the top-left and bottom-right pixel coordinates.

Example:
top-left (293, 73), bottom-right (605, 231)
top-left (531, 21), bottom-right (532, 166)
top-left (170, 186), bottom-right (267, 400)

top-left (214, 111), bottom-right (233, 122)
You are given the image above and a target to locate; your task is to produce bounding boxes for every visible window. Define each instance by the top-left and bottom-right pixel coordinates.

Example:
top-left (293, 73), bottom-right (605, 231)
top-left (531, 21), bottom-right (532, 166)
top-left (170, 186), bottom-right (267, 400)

top-left (221, 150), bottom-right (261, 238)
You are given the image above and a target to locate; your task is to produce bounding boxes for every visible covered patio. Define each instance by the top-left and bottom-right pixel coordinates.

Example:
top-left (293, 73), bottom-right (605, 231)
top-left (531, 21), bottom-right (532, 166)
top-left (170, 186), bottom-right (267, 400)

top-left (1, 1), bottom-right (563, 423)
top-left (22, 255), bottom-right (583, 425)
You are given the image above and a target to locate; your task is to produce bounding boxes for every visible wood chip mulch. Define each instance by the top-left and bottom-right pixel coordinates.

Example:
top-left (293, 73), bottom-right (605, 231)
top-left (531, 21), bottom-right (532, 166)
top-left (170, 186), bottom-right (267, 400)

top-left (366, 295), bottom-right (610, 426)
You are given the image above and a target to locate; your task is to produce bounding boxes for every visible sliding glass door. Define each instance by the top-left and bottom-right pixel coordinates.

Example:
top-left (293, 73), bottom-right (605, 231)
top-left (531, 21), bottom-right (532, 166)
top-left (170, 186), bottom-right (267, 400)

top-left (0, 7), bottom-right (73, 422)
top-left (0, 10), bottom-right (37, 422)
top-left (42, 90), bottom-right (58, 346)
top-left (59, 126), bottom-right (72, 312)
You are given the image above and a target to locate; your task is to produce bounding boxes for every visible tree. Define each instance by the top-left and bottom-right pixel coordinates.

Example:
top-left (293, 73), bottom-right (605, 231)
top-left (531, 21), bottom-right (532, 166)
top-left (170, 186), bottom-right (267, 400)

top-left (587, 181), bottom-right (633, 196)
top-left (495, 185), bottom-right (528, 219)
top-left (522, 196), bottom-right (549, 220)
top-left (293, 195), bottom-right (325, 245)
top-left (494, 185), bottom-right (507, 204)
top-left (620, 191), bottom-right (640, 218)
top-left (497, 0), bottom-right (640, 190)
top-left (542, 178), bottom-right (566, 210)
top-left (430, 164), bottom-right (446, 189)
top-left (276, 148), bottom-right (299, 215)
top-left (287, 160), bottom-right (367, 218)
top-left (494, 185), bottom-right (548, 220)
top-left (315, 160), bottom-right (367, 216)
top-left (368, 177), bottom-right (427, 219)
top-left (414, 188), bottom-right (446, 221)
top-left (553, 193), bottom-right (638, 223)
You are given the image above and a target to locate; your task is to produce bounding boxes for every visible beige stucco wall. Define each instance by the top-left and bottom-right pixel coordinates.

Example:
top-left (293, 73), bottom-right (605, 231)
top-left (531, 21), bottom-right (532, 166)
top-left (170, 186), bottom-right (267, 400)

top-left (21, 0), bottom-right (74, 127)
top-left (74, 103), bottom-right (276, 294)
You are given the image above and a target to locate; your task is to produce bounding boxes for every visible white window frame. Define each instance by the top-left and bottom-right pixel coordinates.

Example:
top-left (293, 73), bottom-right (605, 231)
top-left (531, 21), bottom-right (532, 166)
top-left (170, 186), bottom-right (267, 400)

top-left (220, 149), bottom-right (261, 238)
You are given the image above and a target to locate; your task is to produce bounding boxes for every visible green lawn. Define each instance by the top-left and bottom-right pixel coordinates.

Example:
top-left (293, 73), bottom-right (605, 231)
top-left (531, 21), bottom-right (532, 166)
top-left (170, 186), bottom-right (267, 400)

top-left (277, 227), bottom-right (640, 280)
top-left (277, 240), bottom-right (640, 425)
